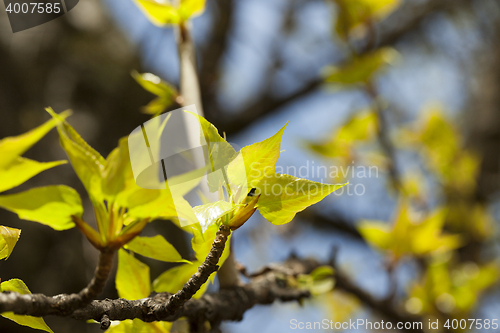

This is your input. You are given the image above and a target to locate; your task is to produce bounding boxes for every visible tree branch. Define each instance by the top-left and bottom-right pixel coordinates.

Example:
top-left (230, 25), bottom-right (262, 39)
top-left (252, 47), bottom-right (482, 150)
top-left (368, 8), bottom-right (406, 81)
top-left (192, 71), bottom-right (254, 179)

top-left (0, 249), bottom-right (114, 316)
top-left (160, 224), bottom-right (231, 317)
top-left (0, 225), bottom-right (231, 319)
top-left (1, 245), bottom-right (424, 333)
top-left (71, 255), bottom-right (315, 323)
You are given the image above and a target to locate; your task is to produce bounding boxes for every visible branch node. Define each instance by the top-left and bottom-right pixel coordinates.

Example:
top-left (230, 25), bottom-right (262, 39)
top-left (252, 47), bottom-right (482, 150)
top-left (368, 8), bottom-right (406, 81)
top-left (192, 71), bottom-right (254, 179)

top-left (100, 314), bottom-right (110, 330)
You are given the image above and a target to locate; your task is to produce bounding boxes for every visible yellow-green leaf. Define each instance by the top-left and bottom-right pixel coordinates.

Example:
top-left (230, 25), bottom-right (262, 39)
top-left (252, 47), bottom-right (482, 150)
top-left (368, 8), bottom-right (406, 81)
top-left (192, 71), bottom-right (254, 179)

top-left (46, 107), bottom-right (105, 202)
top-left (187, 111), bottom-right (236, 176)
top-left (0, 185), bottom-right (83, 231)
top-left (153, 261), bottom-right (209, 299)
top-left (256, 173), bottom-right (346, 225)
top-left (125, 235), bottom-right (190, 263)
top-left (305, 111), bottom-right (377, 159)
top-left (1, 279), bottom-right (53, 333)
top-left (334, 0), bottom-right (401, 40)
top-left (0, 157), bottom-right (66, 193)
top-left (126, 191), bottom-right (197, 226)
top-left (191, 221), bottom-right (231, 267)
top-left (116, 249), bottom-right (151, 300)
top-left (101, 138), bottom-right (131, 199)
top-left (228, 123), bottom-right (287, 189)
top-left (133, 0), bottom-right (206, 26)
top-left (358, 220), bottom-right (392, 250)
top-left (0, 112), bottom-right (69, 169)
top-left (107, 319), bottom-right (171, 333)
top-left (324, 48), bottom-right (397, 87)
top-left (359, 202), bottom-right (463, 259)
top-left (132, 71), bottom-right (178, 115)
top-left (0, 226), bottom-right (21, 260)
top-left (193, 200), bottom-right (235, 232)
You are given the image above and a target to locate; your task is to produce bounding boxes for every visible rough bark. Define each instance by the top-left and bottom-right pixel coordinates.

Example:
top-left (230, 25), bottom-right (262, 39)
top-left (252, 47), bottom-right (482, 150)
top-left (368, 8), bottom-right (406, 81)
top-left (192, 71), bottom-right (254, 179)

top-left (0, 225), bottom-right (231, 319)
top-left (0, 250), bottom-right (114, 316)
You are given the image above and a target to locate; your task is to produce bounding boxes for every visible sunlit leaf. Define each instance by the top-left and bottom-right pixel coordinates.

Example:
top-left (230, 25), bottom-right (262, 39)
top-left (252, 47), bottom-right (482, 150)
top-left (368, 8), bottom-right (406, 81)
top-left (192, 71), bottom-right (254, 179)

top-left (306, 266), bottom-right (336, 295)
top-left (46, 108), bottom-right (105, 203)
top-left (409, 257), bottom-right (500, 315)
top-left (153, 261), bottom-right (209, 299)
top-left (399, 106), bottom-right (480, 195)
top-left (116, 249), bottom-right (151, 300)
top-left (0, 186), bottom-right (83, 231)
top-left (187, 111), bottom-right (236, 176)
top-left (227, 123), bottom-right (287, 189)
top-left (126, 191), bottom-right (197, 226)
top-left (193, 200), bottom-right (234, 232)
top-left (133, 0), bottom-right (206, 26)
top-left (0, 157), bottom-right (66, 193)
top-left (359, 202), bottom-right (462, 259)
top-left (101, 138), bottom-right (131, 199)
top-left (191, 221), bottom-right (231, 268)
top-left (107, 319), bottom-right (171, 333)
top-left (256, 173), bottom-right (346, 225)
top-left (358, 220), bottom-right (392, 250)
top-left (132, 71), bottom-right (178, 115)
top-left (323, 48), bottom-right (397, 87)
top-left (0, 279), bottom-right (53, 333)
top-left (334, 0), bottom-right (401, 40)
top-left (125, 235), bottom-right (190, 263)
top-left (0, 112), bottom-right (69, 169)
top-left (305, 111), bottom-right (377, 159)
top-left (0, 226), bottom-right (21, 260)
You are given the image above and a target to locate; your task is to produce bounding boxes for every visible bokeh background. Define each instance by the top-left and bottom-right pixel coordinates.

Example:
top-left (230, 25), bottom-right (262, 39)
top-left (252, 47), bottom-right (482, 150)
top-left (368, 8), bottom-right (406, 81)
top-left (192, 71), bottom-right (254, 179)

top-left (1, 0), bottom-right (500, 332)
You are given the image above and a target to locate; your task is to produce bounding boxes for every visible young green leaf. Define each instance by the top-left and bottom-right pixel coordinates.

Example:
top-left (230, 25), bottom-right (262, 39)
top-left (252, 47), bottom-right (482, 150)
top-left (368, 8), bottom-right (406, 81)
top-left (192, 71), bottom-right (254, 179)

top-left (126, 191), bottom-right (197, 226)
top-left (0, 226), bottom-right (21, 260)
top-left (132, 71), bottom-right (178, 115)
top-left (408, 258), bottom-right (499, 315)
top-left (0, 112), bottom-right (69, 169)
top-left (359, 202), bottom-right (463, 259)
top-left (334, 0), bottom-right (401, 41)
top-left (191, 222), bottom-right (231, 267)
top-left (0, 158), bottom-right (66, 193)
top-left (323, 48), bottom-right (397, 87)
top-left (133, 0), bottom-right (206, 26)
top-left (187, 111), bottom-right (237, 191)
top-left (357, 221), bottom-right (391, 250)
top-left (398, 106), bottom-right (480, 195)
top-left (0, 279), bottom-right (54, 333)
top-left (256, 174), bottom-right (346, 225)
top-left (305, 111), bottom-right (378, 159)
top-left (116, 249), bottom-right (151, 300)
top-left (193, 200), bottom-right (235, 232)
top-left (0, 186), bottom-right (83, 231)
top-left (101, 138), bottom-right (131, 199)
top-left (125, 235), bottom-right (190, 263)
top-left (153, 261), bottom-right (209, 299)
top-left (107, 319), bottom-right (171, 333)
top-left (46, 107), bottom-right (106, 203)
top-left (227, 123), bottom-right (287, 189)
